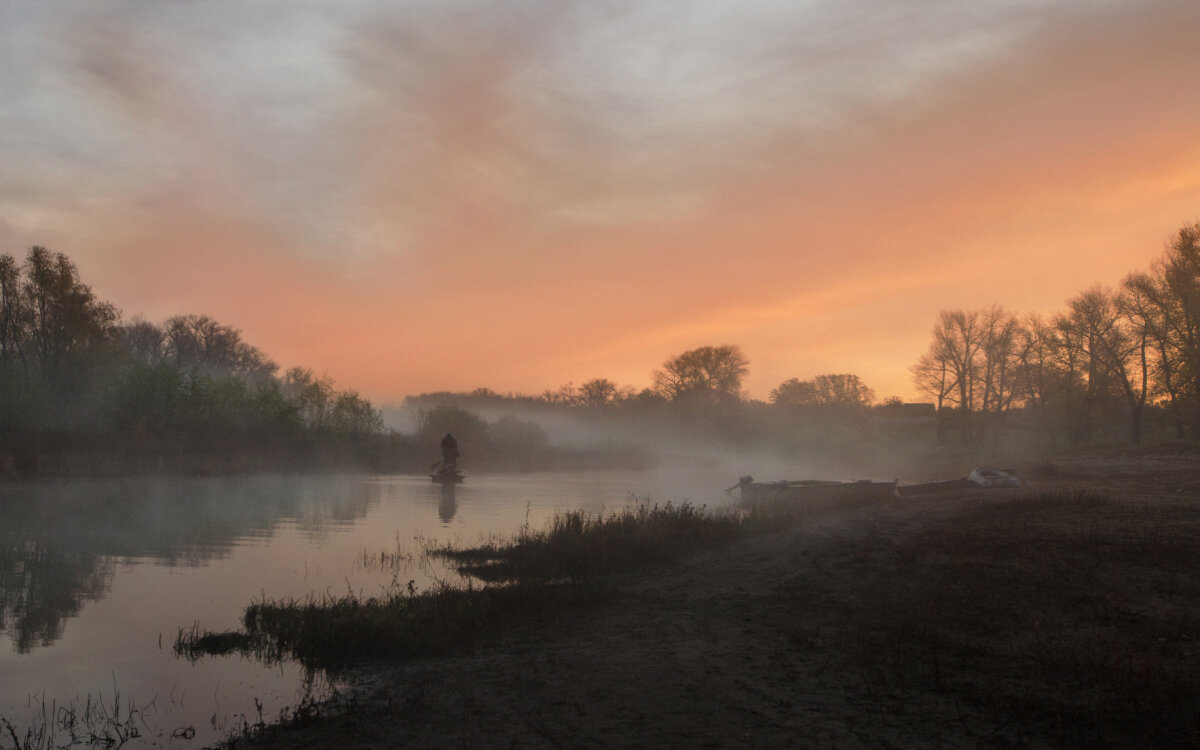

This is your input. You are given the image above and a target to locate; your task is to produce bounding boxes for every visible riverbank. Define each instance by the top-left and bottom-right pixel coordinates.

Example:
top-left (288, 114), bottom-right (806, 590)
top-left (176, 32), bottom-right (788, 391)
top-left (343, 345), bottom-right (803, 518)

top-left (223, 453), bottom-right (1200, 749)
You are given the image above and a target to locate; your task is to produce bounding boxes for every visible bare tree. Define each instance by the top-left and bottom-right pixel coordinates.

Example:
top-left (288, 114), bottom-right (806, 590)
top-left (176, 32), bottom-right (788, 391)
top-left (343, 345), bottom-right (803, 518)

top-left (1113, 280), bottom-right (1156, 443)
top-left (1124, 270), bottom-right (1186, 436)
top-left (1012, 314), bottom-right (1066, 444)
top-left (117, 317), bottom-right (167, 364)
top-left (1127, 223), bottom-right (1200, 436)
top-left (912, 307), bottom-right (1021, 441)
top-left (163, 314), bottom-right (277, 381)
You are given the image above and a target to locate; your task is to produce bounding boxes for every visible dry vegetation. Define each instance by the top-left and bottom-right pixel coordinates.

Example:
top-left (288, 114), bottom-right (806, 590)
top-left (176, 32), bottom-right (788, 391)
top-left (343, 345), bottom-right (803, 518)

top-left (209, 453), bottom-right (1200, 750)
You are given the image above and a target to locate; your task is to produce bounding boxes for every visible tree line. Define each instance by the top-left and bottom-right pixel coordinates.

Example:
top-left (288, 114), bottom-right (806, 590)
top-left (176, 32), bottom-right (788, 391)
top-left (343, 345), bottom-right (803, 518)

top-left (1, 246), bottom-right (385, 475)
top-left (408, 343), bottom-right (879, 420)
top-left (19, 218), bottom-right (1188, 475)
top-left (912, 220), bottom-right (1200, 445)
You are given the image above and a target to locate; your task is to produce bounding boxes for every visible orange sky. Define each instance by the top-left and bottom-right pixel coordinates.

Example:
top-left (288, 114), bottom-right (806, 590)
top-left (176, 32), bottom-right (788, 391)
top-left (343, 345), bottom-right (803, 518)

top-left (2, 1), bottom-right (1199, 403)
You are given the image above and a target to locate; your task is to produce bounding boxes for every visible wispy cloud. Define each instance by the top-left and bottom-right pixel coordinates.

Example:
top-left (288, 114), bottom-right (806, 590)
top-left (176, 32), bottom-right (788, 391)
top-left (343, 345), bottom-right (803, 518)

top-left (1, 1), bottom-right (1198, 399)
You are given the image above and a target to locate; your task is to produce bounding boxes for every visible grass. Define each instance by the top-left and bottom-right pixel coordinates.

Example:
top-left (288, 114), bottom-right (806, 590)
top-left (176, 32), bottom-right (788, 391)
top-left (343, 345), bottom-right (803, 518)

top-left (0, 690), bottom-right (146, 750)
top-left (787, 488), bottom-right (1200, 749)
top-left (434, 501), bottom-right (745, 583)
top-left (176, 501), bottom-right (747, 668)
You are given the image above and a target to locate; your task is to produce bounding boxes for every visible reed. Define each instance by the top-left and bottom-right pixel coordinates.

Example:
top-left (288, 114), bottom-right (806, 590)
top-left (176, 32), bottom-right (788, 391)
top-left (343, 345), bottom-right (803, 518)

top-left (435, 501), bottom-right (745, 583)
top-left (176, 501), bottom-right (745, 667)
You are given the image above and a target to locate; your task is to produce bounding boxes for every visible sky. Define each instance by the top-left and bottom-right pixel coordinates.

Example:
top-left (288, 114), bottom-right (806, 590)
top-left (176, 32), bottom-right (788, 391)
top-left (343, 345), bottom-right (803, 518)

top-left (2, 1), bottom-right (1199, 404)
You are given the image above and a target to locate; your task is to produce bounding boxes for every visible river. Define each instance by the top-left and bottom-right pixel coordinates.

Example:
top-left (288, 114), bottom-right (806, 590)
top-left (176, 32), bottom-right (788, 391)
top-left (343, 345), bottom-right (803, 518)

top-left (0, 466), bottom-right (738, 748)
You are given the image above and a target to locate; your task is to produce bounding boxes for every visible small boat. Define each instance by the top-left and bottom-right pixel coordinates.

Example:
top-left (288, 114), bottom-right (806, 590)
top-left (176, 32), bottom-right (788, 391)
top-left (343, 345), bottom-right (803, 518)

top-left (431, 468), bottom-right (466, 484)
top-left (732, 476), bottom-right (896, 504)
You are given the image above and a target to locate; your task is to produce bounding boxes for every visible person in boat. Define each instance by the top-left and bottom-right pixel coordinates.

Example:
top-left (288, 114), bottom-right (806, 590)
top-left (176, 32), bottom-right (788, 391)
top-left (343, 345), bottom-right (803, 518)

top-left (440, 432), bottom-right (460, 471)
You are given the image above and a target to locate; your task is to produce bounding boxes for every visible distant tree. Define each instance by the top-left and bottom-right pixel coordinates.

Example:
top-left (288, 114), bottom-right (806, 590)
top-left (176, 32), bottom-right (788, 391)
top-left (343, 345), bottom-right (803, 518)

top-left (1124, 270), bottom-right (1186, 436)
top-left (1113, 278), bottom-right (1156, 443)
top-left (912, 307), bottom-right (1021, 441)
top-left (769, 378), bottom-right (819, 407)
top-left (327, 390), bottom-right (384, 435)
top-left (578, 378), bottom-right (620, 408)
top-left (652, 345), bottom-right (748, 404)
top-left (281, 367), bottom-right (336, 431)
top-left (21, 246), bottom-right (119, 385)
top-left (117, 317), bottom-right (167, 364)
top-left (771, 374), bottom-right (874, 412)
top-left (163, 314), bottom-right (277, 381)
top-left (813, 374), bottom-right (875, 408)
top-left (910, 348), bottom-right (956, 421)
top-left (488, 415), bottom-right (550, 469)
top-left (1055, 288), bottom-right (1130, 442)
top-left (540, 382), bottom-right (579, 407)
top-left (0, 253), bottom-right (27, 366)
top-left (626, 387), bottom-right (667, 411)
top-left (416, 404), bottom-right (489, 453)
top-left (1012, 313), bottom-right (1068, 444)
top-left (1128, 222), bottom-right (1200, 436)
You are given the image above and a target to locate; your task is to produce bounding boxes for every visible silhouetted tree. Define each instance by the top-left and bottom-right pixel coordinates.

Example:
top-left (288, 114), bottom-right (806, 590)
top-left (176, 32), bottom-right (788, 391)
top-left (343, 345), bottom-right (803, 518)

top-left (21, 246), bottom-right (119, 386)
top-left (1112, 282), bottom-right (1155, 443)
top-left (540, 382), bottom-right (579, 407)
top-left (770, 378), bottom-right (819, 407)
top-left (0, 253), bottom-right (26, 367)
top-left (772, 374), bottom-right (874, 409)
top-left (1124, 270), bottom-right (1186, 436)
top-left (281, 367), bottom-right (336, 430)
top-left (652, 345), bottom-right (748, 404)
top-left (164, 314), bottom-right (277, 382)
top-left (416, 404), bottom-right (489, 457)
top-left (913, 307), bottom-right (1021, 441)
top-left (578, 378), bottom-right (621, 407)
top-left (1128, 222), bottom-right (1200, 436)
top-left (116, 317), bottom-right (167, 364)
top-left (1012, 314), bottom-right (1068, 445)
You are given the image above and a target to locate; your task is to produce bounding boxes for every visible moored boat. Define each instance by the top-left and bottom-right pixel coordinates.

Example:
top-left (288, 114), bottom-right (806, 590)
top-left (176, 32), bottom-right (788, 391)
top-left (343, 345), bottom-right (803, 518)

top-left (732, 476), bottom-right (896, 504)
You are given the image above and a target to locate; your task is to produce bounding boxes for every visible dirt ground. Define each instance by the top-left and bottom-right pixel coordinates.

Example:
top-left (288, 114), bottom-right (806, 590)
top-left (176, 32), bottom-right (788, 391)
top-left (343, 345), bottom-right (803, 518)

top-left (232, 453), bottom-right (1200, 750)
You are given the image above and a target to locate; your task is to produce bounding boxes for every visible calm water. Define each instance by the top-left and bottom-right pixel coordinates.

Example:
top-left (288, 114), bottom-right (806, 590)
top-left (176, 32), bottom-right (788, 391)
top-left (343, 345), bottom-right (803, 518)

top-left (0, 467), bottom-right (737, 748)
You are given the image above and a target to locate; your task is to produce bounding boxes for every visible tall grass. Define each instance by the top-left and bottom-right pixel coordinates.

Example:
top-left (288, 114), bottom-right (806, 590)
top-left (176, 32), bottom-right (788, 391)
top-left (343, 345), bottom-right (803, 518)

top-left (177, 502), bottom-right (745, 667)
top-left (0, 689), bottom-right (147, 750)
top-left (435, 502), bottom-right (745, 583)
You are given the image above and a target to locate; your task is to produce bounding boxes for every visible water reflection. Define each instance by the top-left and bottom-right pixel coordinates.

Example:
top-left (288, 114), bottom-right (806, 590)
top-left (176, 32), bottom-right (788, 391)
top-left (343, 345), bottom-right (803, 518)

top-left (438, 483), bottom-right (457, 524)
top-left (0, 538), bottom-right (113, 652)
top-left (0, 467), bottom-right (737, 749)
top-left (0, 476), bottom-right (373, 651)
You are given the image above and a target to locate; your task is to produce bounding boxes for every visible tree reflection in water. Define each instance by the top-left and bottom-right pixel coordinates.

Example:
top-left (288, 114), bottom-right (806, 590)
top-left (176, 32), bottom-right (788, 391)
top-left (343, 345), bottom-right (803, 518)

top-left (0, 536), bottom-right (114, 652)
top-left (0, 476), bottom-right (374, 651)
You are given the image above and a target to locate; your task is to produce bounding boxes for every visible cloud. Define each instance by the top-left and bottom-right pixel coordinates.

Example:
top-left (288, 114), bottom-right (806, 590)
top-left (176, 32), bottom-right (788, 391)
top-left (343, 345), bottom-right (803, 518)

top-left (2, 1), bottom-right (1199, 401)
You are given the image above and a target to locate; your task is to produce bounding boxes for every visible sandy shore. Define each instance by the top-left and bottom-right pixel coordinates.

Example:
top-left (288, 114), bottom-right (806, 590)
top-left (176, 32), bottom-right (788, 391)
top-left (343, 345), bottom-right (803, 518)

top-left (232, 453), bottom-right (1200, 749)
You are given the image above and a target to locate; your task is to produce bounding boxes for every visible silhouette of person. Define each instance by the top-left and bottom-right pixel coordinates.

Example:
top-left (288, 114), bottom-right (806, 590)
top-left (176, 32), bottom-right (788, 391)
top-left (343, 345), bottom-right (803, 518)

top-left (440, 432), bottom-right (459, 470)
